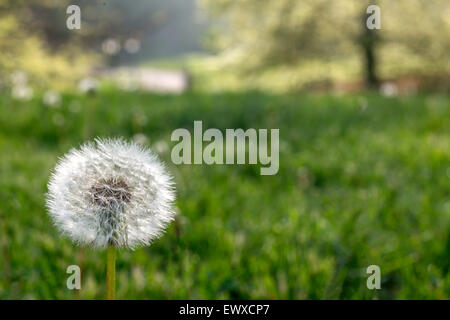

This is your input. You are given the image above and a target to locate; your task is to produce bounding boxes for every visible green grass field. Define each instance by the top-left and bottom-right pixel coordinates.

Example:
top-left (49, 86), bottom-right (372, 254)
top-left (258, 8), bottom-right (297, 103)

top-left (0, 88), bottom-right (449, 299)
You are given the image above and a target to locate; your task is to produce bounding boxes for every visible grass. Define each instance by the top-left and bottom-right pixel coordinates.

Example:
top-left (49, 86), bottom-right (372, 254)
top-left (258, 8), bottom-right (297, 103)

top-left (0, 88), bottom-right (448, 299)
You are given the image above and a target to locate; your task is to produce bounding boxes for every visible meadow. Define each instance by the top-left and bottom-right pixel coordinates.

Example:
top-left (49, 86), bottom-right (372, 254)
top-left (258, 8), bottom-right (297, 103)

top-left (0, 88), bottom-right (448, 299)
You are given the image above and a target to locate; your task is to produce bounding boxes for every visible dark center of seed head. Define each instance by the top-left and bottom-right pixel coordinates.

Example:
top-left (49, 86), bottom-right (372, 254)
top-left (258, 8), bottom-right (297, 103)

top-left (90, 178), bottom-right (132, 208)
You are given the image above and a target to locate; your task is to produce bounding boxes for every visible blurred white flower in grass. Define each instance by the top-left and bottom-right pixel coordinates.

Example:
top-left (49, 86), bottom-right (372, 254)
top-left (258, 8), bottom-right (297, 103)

top-left (380, 82), bottom-right (398, 97)
top-left (11, 70), bottom-right (28, 86)
top-left (43, 90), bottom-right (61, 108)
top-left (12, 85), bottom-right (33, 101)
top-left (46, 138), bottom-right (176, 249)
top-left (78, 77), bottom-right (99, 94)
top-left (124, 38), bottom-right (141, 54)
top-left (102, 38), bottom-right (121, 55)
top-left (132, 133), bottom-right (149, 146)
top-left (154, 140), bottom-right (169, 155)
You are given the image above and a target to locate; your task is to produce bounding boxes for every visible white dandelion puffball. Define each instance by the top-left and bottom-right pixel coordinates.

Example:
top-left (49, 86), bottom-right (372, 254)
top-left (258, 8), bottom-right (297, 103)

top-left (11, 70), bottom-right (28, 86)
top-left (43, 90), bottom-right (62, 108)
top-left (124, 38), bottom-right (141, 54)
top-left (102, 38), bottom-right (121, 55)
top-left (46, 138), bottom-right (176, 249)
top-left (12, 85), bottom-right (33, 100)
top-left (78, 77), bottom-right (99, 94)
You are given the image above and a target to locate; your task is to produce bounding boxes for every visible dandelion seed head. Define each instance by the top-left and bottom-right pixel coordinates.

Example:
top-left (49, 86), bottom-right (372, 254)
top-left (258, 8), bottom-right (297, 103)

top-left (12, 85), bottom-right (33, 100)
top-left (154, 140), bottom-right (169, 154)
top-left (78, 77), bottom-right (99, 94)
top-left (124, 38), bottom-right (141, 54)
top-left (380, 82), bottom-right (398, 97)
top-left (46, 138), bottom-right (176, 249)
top-left (102, 38), bottom-right (121, 55)
top-left (43, 90), bottom-right (61, 108)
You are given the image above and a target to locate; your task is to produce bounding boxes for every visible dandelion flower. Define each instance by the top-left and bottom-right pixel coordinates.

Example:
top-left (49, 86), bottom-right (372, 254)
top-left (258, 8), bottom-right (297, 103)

top-left (46, 138), bottom-right (176, 249)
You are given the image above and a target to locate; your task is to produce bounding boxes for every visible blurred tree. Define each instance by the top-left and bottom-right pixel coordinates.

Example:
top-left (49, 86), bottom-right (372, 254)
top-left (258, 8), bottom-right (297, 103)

top-left (24, 1), bottom-right (171, 61)
top-left (200, 0), bottom-right (450, 88)
top-left (0, 0), bottom-right (175, 86)
top-left (0, 0), bottom-right (94, 88)
top-left (360, 2), bottom-right (380, 88)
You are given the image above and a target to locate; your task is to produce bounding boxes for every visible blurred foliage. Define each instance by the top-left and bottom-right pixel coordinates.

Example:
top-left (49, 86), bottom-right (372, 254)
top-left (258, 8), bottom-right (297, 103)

top-left (0, 0), bottom-right (173, 88)
top-left (0, 88), bottom-right (448, 299)
top-left (199, 0), bottom-right (450, 89)
top-left (155, 53), bottom-right (362, 93)
top-left (0, 0), bottom-right (97, 89)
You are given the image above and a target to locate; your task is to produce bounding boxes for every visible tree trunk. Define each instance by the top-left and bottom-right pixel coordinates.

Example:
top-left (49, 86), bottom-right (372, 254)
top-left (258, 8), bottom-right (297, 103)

top-left (362, 28), bottom-right (379, 89)
top-left (360, 5), bottom-right (380, 89)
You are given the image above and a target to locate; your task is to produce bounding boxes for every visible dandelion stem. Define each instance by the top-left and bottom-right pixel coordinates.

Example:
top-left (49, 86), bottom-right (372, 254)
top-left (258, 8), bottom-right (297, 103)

top-left (0, 213), bottom-right (11, 287)
top-left (106, 245), bottom-right (116, 300)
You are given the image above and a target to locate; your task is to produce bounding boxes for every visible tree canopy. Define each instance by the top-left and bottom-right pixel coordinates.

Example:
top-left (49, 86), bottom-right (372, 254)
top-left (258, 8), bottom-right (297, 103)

top-left (200, 0), bottom-right (450, 87)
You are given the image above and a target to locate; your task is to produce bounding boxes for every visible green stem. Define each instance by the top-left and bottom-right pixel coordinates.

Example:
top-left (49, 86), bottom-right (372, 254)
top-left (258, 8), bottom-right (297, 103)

top-left (75, 247), bottom-right (85, 300)
top-left (106, 245), bottom-right (116, 300)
